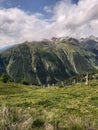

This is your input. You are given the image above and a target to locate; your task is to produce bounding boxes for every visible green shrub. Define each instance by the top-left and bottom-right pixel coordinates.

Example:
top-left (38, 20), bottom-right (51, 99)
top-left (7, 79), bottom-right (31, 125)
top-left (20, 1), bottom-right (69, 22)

top-left (21, 80), bottom-right (29, 85)
top-left (0, 73), bottom-right (11, 83)
top-left (32, 118), bottom-right (44, 128)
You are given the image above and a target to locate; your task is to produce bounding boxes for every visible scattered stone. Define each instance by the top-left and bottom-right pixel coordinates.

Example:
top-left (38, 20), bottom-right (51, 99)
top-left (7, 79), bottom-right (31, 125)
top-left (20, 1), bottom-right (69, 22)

top-left (45, 123), bottom-right (54, 130)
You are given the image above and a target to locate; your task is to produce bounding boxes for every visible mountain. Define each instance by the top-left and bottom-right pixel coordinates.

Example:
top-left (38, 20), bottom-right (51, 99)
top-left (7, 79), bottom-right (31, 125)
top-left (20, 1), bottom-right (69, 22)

top-left (0, 37), bottom-right (98, 85)
top-left (0, 45), bottom-right (15, 52)
top-left (79, 36), bottom-right (98, 49)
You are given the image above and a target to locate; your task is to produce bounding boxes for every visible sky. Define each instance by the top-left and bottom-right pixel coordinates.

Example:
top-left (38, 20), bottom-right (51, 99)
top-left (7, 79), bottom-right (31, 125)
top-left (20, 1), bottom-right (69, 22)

top-left (0, 0), bottom-right (98, 48)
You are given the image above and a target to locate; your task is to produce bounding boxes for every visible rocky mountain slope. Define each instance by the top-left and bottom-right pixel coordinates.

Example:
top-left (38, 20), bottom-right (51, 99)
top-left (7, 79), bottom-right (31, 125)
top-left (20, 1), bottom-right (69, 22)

top-left (0, 37), bottom-right (98, 85)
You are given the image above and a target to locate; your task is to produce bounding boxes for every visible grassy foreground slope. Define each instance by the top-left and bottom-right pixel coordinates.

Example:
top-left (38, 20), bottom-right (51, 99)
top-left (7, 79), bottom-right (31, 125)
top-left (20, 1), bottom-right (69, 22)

top-left (0, 81), bottom-right (98, 130)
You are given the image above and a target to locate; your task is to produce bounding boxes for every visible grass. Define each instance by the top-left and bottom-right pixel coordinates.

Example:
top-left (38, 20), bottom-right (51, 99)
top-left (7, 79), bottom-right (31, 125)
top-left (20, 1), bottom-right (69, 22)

top-left (0, 80), bottom-right (98, 129)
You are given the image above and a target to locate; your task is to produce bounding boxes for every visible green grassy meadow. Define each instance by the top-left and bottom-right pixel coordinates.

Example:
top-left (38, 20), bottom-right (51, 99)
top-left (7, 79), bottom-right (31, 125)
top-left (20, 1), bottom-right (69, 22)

top-left (0, 81), bottom-right (98, 130)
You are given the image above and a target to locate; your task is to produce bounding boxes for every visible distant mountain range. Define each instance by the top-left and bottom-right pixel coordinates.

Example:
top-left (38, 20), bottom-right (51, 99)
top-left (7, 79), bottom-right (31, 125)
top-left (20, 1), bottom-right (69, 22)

top-left (0, 36), bottom-right (98, 85)
top-left (0, 45), bottom-right (14, 52)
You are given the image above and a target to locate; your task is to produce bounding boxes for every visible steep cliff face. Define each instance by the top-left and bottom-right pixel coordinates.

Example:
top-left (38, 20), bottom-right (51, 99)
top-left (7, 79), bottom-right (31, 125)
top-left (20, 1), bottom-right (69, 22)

top-left (0, 38), bottom-right (98, 85)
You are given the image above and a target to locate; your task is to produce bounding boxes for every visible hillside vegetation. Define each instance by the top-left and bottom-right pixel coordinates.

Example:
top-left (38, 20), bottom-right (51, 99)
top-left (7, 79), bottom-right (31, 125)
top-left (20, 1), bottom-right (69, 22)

top-left (0, 37), bottom-right (98, 85)
top-left (0, 81), bottom-right (98, 130)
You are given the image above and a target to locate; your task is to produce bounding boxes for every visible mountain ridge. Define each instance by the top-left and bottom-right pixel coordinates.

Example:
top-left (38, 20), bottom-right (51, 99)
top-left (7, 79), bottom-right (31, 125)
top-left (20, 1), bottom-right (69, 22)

top-left (0, 37), bottom-right (98, 85)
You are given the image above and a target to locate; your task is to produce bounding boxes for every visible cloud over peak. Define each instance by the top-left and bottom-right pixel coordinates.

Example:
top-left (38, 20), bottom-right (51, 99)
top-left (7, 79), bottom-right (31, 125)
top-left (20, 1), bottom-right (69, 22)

top-left (0, 0), bottom-right (98, 47)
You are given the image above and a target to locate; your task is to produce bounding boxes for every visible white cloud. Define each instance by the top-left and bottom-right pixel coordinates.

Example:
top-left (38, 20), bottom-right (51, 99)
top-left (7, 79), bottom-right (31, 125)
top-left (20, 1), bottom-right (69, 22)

top-left (0, 0), bottom-right (98, 48)
top-left (44, 6), bottom-right (52, 13)
top-left (0, 8), bottom-right (51, 47)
